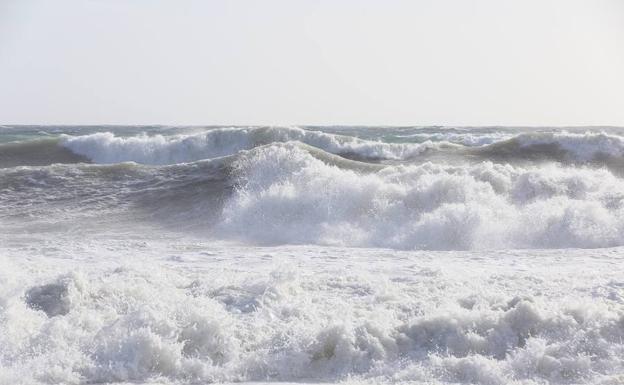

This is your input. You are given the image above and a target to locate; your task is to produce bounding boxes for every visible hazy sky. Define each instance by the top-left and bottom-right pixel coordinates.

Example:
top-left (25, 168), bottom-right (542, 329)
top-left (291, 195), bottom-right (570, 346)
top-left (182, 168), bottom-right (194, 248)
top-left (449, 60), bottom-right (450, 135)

top-left (1, 0), bottom-right (623, 126)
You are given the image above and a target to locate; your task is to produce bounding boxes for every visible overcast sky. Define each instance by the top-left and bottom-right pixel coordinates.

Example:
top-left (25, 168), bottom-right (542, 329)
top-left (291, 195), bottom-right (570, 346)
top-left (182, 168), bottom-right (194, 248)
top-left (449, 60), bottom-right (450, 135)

top-left (1, 0), bottom-right (623, 126)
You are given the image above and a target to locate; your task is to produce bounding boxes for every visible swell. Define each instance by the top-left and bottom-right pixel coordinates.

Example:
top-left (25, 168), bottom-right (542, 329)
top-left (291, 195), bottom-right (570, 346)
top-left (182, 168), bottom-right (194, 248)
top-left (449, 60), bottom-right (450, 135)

top-left (0, 138), bottom-right (88, 168)
top-left (3, 127), bottom-right (413, 168)
top-left (57, 127), bottom-right (624, 164)
top-left (471, 131), bottom-right (624, 164)
top-left (4, 142), bottom-right (624, 250)
top-left (5, 128), bottom-right (624, 169)
top-left (0, 155), bottom-right (232, 232)
top-left (58, 127), bottom-right (454, 165)
top-left (56, 128), bottom-right (624, 168)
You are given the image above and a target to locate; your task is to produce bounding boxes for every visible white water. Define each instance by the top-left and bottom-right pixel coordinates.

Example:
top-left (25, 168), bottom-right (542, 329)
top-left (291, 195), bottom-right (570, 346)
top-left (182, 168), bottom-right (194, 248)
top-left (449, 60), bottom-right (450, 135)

top-left (219, 144), bottom-right (624, 249)
top-left (1, 239), bottom-right (623, 385)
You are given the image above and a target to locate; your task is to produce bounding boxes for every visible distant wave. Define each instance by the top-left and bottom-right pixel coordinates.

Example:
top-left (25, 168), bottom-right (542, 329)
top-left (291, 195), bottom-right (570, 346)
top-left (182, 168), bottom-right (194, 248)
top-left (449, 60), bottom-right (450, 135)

top-left (474, 131), bottom-right (624, 163)
top-left (59, 128), bottom-right (624, 166)
top-left (59, 127), bottom-right (453, 164)
top-left (3, 128), bottom-right (624, 169)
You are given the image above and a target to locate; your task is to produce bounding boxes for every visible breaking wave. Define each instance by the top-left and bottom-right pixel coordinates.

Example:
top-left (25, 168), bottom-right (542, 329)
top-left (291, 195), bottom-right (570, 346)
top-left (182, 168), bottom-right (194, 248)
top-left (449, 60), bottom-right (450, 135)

top-left (4, 127), bottom-right (624, 168)
top-left (218, 144), bottom-right (624, 249)
top-left (58, 128), bottom-right (624, 166)
top-left (4, 141), bottom-right (624, 250)
top-left (59, 127), bottom-right (451, 164)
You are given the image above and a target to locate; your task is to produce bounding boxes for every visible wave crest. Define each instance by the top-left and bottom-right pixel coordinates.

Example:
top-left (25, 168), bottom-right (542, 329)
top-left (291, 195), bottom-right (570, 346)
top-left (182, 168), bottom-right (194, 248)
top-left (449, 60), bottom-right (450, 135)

top-left (59, 127), bottom-right (448, 165)
top-left (4, 127), bottom-right (624, 168)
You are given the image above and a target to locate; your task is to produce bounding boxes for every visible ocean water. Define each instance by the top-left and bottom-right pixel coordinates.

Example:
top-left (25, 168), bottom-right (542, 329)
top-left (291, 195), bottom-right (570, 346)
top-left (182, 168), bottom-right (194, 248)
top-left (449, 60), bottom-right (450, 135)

top-left (1, 125), bottom-right (623, 385)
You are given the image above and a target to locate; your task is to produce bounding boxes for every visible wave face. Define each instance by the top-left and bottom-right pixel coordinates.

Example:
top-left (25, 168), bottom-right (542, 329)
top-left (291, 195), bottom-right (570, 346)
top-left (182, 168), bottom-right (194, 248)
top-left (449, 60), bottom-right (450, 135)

top-left (3, 126), bottom-right (624, 250)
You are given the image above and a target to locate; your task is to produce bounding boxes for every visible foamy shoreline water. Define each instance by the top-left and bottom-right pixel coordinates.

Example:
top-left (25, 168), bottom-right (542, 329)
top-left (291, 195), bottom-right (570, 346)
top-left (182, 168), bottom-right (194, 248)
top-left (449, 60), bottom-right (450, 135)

top-left (1, 238), bottom-right (624, 385)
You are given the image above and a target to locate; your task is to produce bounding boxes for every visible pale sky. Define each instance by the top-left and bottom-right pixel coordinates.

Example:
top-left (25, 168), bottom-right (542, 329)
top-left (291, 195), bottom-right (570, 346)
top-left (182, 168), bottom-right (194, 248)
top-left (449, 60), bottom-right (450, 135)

top-left (1, 0), bottom-right (623, 126)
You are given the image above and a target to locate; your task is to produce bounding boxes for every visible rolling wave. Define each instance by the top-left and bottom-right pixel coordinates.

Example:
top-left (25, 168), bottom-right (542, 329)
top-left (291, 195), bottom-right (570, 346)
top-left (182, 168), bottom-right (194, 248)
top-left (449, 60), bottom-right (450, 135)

top-left (4, 127), bottom-right (624, 169)
top-left (473, 131), bottom-right (624, 163)
top-left (3, 141), bottom-right (624, 250)
top-left (59, 127), bottom-right (452, 165)
top-left (57, 128), bottom-right (624, 165)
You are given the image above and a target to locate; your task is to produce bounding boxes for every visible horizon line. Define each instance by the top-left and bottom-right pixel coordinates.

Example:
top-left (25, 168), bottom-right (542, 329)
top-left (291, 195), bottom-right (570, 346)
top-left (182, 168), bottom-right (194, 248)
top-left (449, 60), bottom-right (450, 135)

top-left (3, 123), bottom-right (624, 129)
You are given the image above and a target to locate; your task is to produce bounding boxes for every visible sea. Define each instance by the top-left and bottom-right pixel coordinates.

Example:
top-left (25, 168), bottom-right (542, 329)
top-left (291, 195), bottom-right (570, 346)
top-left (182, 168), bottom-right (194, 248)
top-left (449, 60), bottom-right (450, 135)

top-left (1, 125), bottom-right (623, 385)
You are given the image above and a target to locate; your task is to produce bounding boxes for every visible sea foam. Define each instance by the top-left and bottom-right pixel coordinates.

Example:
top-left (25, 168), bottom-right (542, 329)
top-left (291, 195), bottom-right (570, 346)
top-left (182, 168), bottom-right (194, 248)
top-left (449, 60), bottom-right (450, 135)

top-left (219, 143), bottom-right (624, 249)
top-left (0, 248), bottom-right (622, 385)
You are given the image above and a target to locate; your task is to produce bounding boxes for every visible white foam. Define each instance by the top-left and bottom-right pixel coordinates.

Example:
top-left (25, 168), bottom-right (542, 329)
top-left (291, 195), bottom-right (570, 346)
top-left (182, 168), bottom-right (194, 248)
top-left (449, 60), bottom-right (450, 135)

top-left (219, 143), bottom-right (624, 249)
top-left (398, 131), bottom-right (513, 146)
top-left (0, 245), bottom-right (622, 385)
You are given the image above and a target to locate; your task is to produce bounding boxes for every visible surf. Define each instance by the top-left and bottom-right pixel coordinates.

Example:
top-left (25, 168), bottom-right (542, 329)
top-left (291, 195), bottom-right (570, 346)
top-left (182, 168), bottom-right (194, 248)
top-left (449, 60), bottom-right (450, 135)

top-left (3, 139), bottom-right (624, 250)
